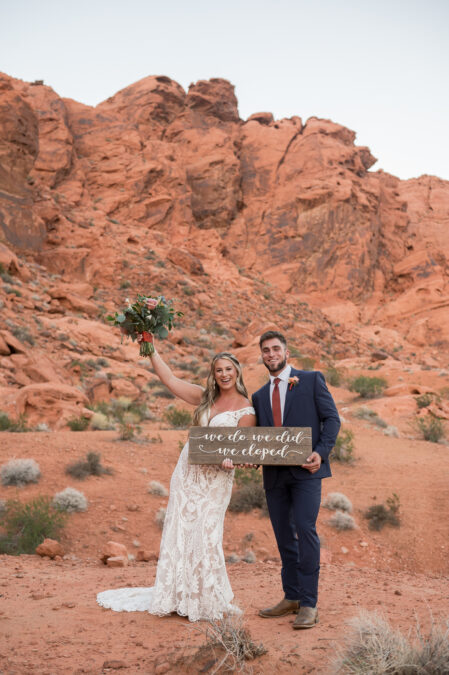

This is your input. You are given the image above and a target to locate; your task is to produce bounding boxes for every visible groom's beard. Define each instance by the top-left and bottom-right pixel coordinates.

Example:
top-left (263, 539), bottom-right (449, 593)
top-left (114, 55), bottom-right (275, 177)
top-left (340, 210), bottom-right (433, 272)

top-left (264, 357), bottom-right (287, 374)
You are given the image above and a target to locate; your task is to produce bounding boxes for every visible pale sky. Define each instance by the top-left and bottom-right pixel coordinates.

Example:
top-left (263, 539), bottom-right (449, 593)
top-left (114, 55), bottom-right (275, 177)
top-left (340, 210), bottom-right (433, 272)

top-left (1, 0), bottom-right (448, 180)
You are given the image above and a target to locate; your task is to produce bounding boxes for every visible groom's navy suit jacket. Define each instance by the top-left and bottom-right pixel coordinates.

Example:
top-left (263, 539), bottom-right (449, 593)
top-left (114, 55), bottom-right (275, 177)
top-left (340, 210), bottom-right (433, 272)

top-left (252, 368), bottom-right (341, 489)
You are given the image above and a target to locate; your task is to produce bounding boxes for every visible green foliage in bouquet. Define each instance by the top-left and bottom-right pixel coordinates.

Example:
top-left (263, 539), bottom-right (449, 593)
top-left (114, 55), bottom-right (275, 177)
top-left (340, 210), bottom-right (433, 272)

top-left (107, 294), bottom-right (183, 357)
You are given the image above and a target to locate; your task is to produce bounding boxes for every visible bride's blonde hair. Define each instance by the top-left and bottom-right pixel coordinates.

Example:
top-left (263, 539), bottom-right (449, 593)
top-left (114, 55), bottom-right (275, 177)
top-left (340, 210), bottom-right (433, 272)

top-left (192, 352), bottom-right (249, 425)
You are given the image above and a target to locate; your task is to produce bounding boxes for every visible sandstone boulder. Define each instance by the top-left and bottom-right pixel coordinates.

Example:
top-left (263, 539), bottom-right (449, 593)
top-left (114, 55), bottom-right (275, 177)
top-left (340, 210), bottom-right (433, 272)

top-left (36, 539), bottom-right (64, 559)
top-left (101, 541), bottom-right (128, 564)
top-left (136, 549), bottom-right (157, 562)
top-left (106, 556), bottom-right (128, 568)
top-left (16, 383), bottom-right (89, 428)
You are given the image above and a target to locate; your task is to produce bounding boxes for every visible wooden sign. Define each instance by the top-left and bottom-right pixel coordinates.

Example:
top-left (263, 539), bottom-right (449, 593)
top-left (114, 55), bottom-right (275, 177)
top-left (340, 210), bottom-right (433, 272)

top-left (188, 427), bottom-right (312, 466)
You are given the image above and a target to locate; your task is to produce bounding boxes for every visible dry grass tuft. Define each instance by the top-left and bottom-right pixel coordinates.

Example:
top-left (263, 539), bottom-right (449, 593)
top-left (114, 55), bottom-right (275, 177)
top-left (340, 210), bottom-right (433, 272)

top-left (329, 510), bottom-right (356, 531)
top-left (1, 458), bottom-right (41, 486)
top-left (323, 492), bottom-right (353, 513)
top-left (192, 615), bottom-right (267, 673)
top-left (335, 611), bottom-right (449, 674)
top-left (148, 480), bottom-right (169, 497)
top-left (155, 507), bottom-right (166, 529)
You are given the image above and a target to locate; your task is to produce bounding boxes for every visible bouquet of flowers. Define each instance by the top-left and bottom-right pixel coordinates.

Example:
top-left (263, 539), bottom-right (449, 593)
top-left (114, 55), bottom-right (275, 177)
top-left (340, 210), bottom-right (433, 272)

top-left (107, 294), bottom-right (183, 357)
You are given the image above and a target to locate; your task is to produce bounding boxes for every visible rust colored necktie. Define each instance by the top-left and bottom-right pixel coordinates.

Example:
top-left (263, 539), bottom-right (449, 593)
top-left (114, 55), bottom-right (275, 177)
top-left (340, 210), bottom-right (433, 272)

top-left (272, 377), bottom-right (282, 426)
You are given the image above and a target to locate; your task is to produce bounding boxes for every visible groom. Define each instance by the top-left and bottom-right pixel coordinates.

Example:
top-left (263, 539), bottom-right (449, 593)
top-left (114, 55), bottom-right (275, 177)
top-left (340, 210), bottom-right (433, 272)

top-left (252, 331), bottom-right (340, 629)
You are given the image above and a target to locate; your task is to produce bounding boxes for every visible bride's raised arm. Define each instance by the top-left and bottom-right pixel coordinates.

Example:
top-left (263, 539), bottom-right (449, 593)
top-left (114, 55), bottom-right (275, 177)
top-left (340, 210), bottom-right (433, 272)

top-left (148, 342), bottom-right (204, 406)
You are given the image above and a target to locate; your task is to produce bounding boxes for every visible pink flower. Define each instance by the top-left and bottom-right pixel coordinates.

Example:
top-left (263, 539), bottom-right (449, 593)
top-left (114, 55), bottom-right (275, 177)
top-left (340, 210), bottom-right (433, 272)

top-left (288, 376), bottom-right (300, 391)
top-left (145, 297), bottom-right (158, 309)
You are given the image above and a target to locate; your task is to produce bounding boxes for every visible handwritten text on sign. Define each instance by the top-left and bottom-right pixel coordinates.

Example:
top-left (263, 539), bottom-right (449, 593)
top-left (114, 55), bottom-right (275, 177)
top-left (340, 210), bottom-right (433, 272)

top-left (188, 427), bottom-right (313, 465)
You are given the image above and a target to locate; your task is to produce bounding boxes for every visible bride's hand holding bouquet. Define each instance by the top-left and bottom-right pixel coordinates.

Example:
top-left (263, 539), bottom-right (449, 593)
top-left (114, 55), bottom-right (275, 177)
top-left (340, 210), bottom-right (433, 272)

top-left (107, 294), bottom-right (183, 357)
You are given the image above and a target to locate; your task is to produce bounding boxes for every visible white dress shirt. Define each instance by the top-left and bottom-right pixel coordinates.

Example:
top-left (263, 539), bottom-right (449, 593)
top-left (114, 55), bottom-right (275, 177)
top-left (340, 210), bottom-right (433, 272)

top-left (269, 365), bottom-right (291, 423)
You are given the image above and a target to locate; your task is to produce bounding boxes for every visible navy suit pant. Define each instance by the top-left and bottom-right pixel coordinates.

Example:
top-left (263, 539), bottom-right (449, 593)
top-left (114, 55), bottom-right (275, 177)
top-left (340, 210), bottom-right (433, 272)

top-left (265, 472), bottom-right (321, 607)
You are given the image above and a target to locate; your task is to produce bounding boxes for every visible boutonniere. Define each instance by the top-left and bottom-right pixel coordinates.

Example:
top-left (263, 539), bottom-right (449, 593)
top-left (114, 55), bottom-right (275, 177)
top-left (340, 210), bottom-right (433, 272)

top-left (288, 376), bottom-right (300, 391)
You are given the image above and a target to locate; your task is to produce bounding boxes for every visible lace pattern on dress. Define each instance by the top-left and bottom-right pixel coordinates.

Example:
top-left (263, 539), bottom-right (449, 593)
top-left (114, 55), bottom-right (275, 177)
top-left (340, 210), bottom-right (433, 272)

top-left (97, 406), bottom-right (255, 621)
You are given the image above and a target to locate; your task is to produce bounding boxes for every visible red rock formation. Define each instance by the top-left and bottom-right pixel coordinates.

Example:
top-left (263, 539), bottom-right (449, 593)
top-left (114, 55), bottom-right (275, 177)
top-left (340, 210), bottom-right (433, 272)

top-left (0, 70), bottom-right (448, 425)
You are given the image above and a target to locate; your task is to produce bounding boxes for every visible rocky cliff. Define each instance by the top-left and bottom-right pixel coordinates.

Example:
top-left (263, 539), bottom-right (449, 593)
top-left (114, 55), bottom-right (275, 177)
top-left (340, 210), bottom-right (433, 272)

top-left (1, 71), bottom-right (448, 425)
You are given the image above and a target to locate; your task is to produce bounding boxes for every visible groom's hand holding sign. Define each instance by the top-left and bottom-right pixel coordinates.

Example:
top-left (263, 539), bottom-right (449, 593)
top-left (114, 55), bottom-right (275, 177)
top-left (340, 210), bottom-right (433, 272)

top-left (302, 451), bottom-right (322, 473)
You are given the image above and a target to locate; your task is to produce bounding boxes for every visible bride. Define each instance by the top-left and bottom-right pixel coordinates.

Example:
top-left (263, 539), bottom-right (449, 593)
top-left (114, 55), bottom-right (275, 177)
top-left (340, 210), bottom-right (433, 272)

top-left (97, 342), bottom-right (256, 621)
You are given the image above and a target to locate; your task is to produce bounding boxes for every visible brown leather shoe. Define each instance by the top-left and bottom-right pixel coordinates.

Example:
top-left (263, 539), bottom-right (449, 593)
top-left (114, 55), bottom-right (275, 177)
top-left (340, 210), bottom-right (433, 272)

top-left (259, 598), bottom-right (300, 618)
top-left (293, 606), bottom-right (319, 629)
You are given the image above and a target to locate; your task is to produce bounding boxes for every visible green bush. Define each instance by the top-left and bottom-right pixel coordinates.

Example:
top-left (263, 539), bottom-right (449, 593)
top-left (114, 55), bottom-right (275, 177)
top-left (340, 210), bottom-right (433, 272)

top-left (234, 467), bottom-right (262, 486)
top-left (416, 393), bottom-right (435, 408)
top-left (0, 496), bottom-right (67, 555)
top-left (153, 388), bottom-right (176, 399)
top-left (67, 416), bottom-right (90, 431)
top-left (9, 324), bottom-right (35, 346)
top-left (66, 452), bottom-right (112, 480)
top-left (325, 366), bottom-right (342, 387)
top-left (349, 376), bottom-right (387, 399)
top-left (299, 356), bottom-right (315, 371)
top-left (229, 482), bottom-right (268, 515)
top-left (331, 429), bottom-right (354, 462)
top-left (9, 414), bottom-right (31, 432)
top-left (0, 411), bottom-right (12, 431)
top-left (415, 416), bottom-right (445, 442)
top-left (164, 407), bottom-right (192, 429)
top-left (364, 493), bottom-right (400, 531)
top-left (118, 421), bottom-right (141, 441)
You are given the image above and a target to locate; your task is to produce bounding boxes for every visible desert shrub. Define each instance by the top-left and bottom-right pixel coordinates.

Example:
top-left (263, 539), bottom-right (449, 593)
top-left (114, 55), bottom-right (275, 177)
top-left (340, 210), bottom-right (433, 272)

top-left (148, 480), bottom-right (169, 497)
top-left (164, 407), bottom-right (192, 429)
top-left (0, 413), bottom-right (31, 432)
top-left (0, 499), bottom-right (6, 514)
top-left (118, 421), bottom-right (141, 441)
top-left (354, 406), bottom-right (376, 420)
top-left (329, 511), bottom-right (356, 530)
top-left (191, 616), bottom-right (267, 673)
top-left (349, 376), bottom-right (387, 399)
top-left (176, 361), bottom-right (199, 373)
top-left (1, 458), bottom-right (41, 486)
top-left (334, 610), bottom-right (449, 674)
top-left (325, 365), bottom-right (342, 387)
top-left (0, 411), bottom-right (12, 431)
top-left (111, 397), bottom-right (149, 422)
top-left (331, 429), bottom-right (355, 463)
top-left (414, 415), bottom-right (445, 442)
top-left (416, 392), bottom-right (435, 408)
top-left (91, 398), bottom-right (150, 424)
top-left (90, 411), bottom-right (113, 430)
top-left (9, 323), bottom-right (35, 346)
top-left (153, 388), bottom-right (176, 399)
top-left (323, 492), bottom-right (352, 513)
top-left (364, 493), bottom-right (400, 531)
top-left (66, 452), bottom-right (112, 480)
top-left (155, 507), bottom-right (166, 529)
top-left (0, 496), bottom-right (67, 555)
top-left (439, 386), bottom-right (449, 400)
top-left (53, 487), bottom-right (88, 512)
top-left (299, 356), bottom-right (315, 371)
top-left (354, 407), bottom-right (388, 428)
top-left (383, 425), bottom-right (399, 438)
top-left (229, 482), bottom-right (268, 514)
top-left (234, 467), bottom-right (262, 486)
top-left (67, 415), bottom-right (90, 431)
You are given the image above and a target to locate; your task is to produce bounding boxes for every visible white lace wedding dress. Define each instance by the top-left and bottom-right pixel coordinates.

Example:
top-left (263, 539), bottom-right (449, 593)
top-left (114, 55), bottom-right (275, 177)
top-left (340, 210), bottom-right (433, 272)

top-left (97, 407), bottom-right (255, 621)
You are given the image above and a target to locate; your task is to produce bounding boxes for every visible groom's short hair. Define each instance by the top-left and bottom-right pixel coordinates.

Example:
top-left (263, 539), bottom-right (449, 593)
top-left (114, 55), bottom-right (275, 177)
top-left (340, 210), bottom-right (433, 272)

top-left (259, 330), bottom-right (287, 349)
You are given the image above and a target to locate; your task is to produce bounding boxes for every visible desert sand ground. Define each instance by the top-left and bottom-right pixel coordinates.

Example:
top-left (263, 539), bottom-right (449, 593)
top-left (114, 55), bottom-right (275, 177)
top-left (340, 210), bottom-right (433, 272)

top-left (1, 394), bottom-right (448, 674)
